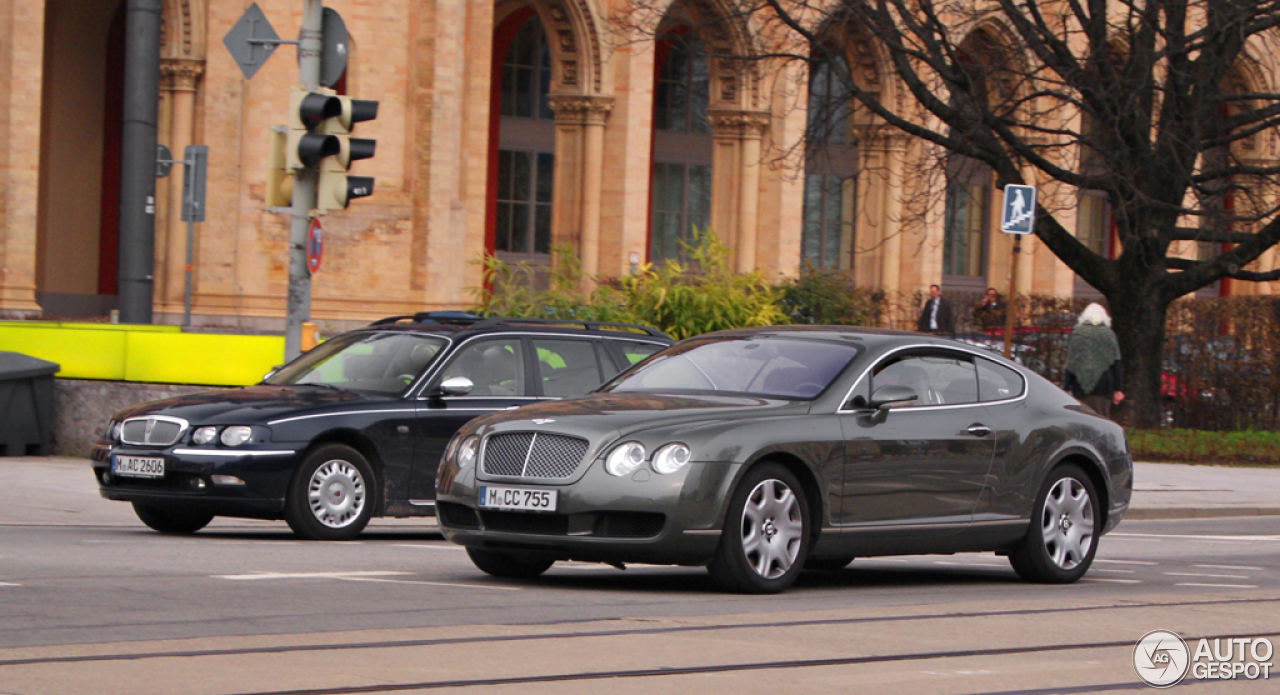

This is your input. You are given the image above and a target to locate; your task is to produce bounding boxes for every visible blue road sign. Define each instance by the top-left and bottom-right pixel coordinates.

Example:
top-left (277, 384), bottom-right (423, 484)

top-left (1000, 184), bottom-right (1036, 235)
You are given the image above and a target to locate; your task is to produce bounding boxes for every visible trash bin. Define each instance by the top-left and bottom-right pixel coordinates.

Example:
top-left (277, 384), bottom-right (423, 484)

top-left (0, 352), bottom-right (60, 456)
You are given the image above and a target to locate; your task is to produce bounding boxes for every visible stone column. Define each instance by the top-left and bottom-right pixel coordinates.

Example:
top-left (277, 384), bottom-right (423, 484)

top-left (861, 130), bottom-right (908, 295)
top-left (549, 95), bottom-right (613, 289)
top-left (708, 110), bottom-right (769, 272)
top-left (159, 58), bottom-right (203, 314)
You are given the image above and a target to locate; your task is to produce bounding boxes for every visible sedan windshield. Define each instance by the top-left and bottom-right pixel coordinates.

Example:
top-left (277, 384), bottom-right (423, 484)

top-left (265, 332), bottom-right (446, 396)
top-left (606, 336), bottom-right (860, 399)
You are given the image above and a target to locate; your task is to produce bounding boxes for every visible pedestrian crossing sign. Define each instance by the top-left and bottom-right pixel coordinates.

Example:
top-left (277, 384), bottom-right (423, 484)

top-left (1000, 184), bottom-right (1036, 235)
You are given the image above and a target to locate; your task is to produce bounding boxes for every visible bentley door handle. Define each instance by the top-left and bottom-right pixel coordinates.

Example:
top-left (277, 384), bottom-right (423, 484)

top-left (966, 424), bottom-right (993, 437)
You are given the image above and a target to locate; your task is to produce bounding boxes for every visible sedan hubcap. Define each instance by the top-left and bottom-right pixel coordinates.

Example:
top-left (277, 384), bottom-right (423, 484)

top-left (740, 479), bottom-right (803, 579)
top-left (308, 460), bottom-right (366, 529)
top-left (1041, 477), bottom-right (1094, 570)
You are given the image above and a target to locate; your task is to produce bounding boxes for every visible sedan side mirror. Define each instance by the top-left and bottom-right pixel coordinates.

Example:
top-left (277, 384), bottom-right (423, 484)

top-left (435, 376), bottom-right (474, 398)
top-left (869, 385), bottom-right (918, 423)
top-left (262, 365), bottom-right (282, 382)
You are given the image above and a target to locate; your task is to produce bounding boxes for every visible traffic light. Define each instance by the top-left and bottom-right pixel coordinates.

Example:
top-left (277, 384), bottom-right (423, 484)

top-left (316, 96), bottom-right (378, 211)
top-left (285, 86), bottom-right (342, 171)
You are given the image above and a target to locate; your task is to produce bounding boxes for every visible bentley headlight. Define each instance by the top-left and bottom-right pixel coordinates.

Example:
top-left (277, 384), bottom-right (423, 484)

top-left (651, 443), bottom-right (691, 474)
top-left (605, 442), bottom-right (646, 476)
top-left (456, 435), bottom-right (479, 469)
top-left (220, 426), bottom-right (253, 447)
top-left (192, 426), bottom-right (218, 445)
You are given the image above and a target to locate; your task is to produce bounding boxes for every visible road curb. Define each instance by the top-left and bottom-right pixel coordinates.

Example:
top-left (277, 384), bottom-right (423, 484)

top-left (1125, 507), bottom-right (1280, 520)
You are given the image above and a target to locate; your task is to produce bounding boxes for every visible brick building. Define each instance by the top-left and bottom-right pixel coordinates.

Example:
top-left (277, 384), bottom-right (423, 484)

top-left (2, 0), bottom-right (1277, 328)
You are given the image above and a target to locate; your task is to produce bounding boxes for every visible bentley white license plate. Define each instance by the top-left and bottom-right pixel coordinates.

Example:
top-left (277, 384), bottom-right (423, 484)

top-left (477, 486), bottom-right (557, 512)
top-left (112, 455), bottom-right (165, 479)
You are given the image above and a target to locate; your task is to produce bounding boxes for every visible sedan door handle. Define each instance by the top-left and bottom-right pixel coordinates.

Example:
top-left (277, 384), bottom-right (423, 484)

top-left (966, 424), bottom-right (993, 437)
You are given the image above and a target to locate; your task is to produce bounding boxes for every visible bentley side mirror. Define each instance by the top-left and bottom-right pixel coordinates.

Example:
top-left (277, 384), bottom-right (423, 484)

top-left (869, 385), bottom-right (918, 423)
top-left (435, 376), bottom-right (474, 398)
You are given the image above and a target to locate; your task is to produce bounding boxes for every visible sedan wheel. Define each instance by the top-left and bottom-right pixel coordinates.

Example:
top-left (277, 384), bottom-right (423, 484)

top-left (285, 444), bottom-right (376, 541)
top-left (1010, 464), bottom-right (1100, 583)
top-left (709, 463), bottom-right (810, 593)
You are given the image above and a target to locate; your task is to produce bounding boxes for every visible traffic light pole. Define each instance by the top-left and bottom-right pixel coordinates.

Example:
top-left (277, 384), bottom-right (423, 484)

top-left (285, 0), bottom-right (325, 361)
top-left (118, 0), bottom-right (163, 324)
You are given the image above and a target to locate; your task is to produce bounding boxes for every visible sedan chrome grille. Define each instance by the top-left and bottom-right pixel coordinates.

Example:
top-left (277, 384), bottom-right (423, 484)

top-left (481, 433), bottom-right (590, 479)
top-left (120, 416), bottom-right (188, 446)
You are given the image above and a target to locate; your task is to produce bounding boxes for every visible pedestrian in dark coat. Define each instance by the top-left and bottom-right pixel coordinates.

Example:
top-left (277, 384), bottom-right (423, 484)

top-left (1063, 303), bottom-right (1125, 418)
top-left (917, 284), bottom-right (955, 336)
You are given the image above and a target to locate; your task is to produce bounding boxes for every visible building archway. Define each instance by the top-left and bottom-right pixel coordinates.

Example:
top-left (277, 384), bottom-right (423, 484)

top-left (34, 0), bottom-right (125, 318)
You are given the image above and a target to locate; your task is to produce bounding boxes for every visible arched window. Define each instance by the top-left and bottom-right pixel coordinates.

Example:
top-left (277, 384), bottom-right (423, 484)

top-left (802, 54), bottom-right (857, 269)
top-left (489, 12), bottom-right (555, 267)
top-left (650, 32), bottom-right (712, 263)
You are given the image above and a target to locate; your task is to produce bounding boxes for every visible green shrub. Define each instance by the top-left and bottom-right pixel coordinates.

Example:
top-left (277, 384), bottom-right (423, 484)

top-left (471, 229), bottom-right (786, 340)
top-left (779, 263), bottom-right (881, 326)
top-left (1126, 428), bottom-right (1280, 465)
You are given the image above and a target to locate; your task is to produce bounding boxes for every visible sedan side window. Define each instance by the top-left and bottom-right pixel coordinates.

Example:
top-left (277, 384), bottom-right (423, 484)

top-left (438, 339), bottom-right (526, 397)
top-left (873, 354), bottom-right (978, 406)
top-left (977, 358), bottom-right (1025, 402)
top-left (533, 339), bottom-right (607, 398)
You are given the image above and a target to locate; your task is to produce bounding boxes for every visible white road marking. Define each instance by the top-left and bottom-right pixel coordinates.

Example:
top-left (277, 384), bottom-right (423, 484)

top-left (1196, 564), bottom-right (1265, 571)
top-left (1110, 533), bottom-right (1280, 542)
top-left (1165, 572), bottom-right (1252, 580)
top-left (214, 571), bottom-right (412, 581)
top-left (0, 582), bottom-right (20, 587)
top-left (1085, 578), bottom-right (1141, 584)
top-left (1175, 583), bottom-right (1259, 589)
top-left (334, 576), bottom-right (520, 591)
top-left (1094, 559), bottom-right (1158, 566)
top-left (1093, 568), bottom-right (1136, 574)
top-left (393, 544), bottom-right (465, 551)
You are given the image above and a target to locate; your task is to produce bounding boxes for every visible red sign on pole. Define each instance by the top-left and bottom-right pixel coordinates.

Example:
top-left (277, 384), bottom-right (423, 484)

top-left (306, 219), bottom-right (323, 274)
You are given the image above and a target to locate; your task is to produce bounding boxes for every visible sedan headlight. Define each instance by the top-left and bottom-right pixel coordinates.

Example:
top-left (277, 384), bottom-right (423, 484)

top-left (220, 426), bottom-right (253, 447)
top-left (651, 443), bottom-right (691, 474)
top-left (456, 435), bottom-right (479, 469)
top-left (192, 426), bottom-right (218, 445)
top-left (605, 442), bottom-right (646, 476)
top-left (106, 420), bottom-right (121, 442)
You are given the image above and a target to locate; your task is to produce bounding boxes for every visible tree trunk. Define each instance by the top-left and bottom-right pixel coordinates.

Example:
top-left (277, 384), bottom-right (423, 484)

top-left (1107, 285), bottom-right (1170, 429)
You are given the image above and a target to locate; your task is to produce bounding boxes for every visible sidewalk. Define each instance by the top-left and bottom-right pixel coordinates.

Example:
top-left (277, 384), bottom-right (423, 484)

top-left (0, 457), bottom-right (1276, 527)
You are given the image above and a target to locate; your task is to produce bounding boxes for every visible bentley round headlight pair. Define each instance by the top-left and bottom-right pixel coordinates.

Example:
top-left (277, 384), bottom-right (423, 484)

top-left (605, 442), bottom-right (690, 476)
top-left (191, 426), bottom-right (252, 447)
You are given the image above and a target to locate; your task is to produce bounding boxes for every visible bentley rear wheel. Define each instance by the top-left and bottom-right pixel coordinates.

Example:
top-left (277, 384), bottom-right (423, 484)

top-left (1010, 464), bottom-right (1100, 583)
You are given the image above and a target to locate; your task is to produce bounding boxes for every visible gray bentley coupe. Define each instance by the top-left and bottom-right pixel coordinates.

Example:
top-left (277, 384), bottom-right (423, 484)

top-left (435, 326), bottom-right (1133, 593)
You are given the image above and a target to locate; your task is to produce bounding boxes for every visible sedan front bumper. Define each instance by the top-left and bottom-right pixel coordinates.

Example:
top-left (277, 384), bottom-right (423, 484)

top-left (91, 442), bottom-right (300, 519)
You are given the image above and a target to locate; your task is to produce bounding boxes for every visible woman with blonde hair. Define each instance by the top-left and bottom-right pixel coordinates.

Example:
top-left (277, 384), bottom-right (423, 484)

top-left (1063, 303), bottom-right (1125, 418)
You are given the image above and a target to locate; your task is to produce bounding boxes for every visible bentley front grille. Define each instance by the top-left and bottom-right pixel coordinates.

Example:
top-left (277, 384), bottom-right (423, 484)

top-left (481, 433), bottom-right (590, 479)
top-left (120, 417), bottom-right (188, 446)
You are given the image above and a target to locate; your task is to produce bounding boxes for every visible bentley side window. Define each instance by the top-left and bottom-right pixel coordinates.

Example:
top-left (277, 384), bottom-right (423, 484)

top-left (977, 358), bottom-right (1025, 401)
top-left (871, 353), bottom-right (978, 406)
top-left (438, 339), bottom-right (527, 397)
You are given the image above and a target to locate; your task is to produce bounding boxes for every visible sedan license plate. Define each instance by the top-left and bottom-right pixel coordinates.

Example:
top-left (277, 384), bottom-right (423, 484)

top-left (112, 455), bottom-right (165, 479)
top-left (478, 486), bottom-right (557, 512)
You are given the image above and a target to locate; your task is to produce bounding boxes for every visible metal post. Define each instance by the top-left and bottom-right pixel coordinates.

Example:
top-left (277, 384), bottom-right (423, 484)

top-left (1003, 236), bottom-right (1022, 359)
top-left (117, 0), bottom-right (163, 324)
top-left (183, 216), bottom-right (195, 326)
top-left (285, 0), bottom-right (325, 361)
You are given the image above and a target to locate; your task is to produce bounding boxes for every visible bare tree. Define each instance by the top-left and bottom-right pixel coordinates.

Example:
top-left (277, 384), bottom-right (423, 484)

top-left (620, 0), bottom-right (1280, 426)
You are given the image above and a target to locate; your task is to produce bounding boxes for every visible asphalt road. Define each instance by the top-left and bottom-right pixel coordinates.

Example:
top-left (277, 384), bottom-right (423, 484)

top-left (1, 464), bottom-right (1277, 694)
